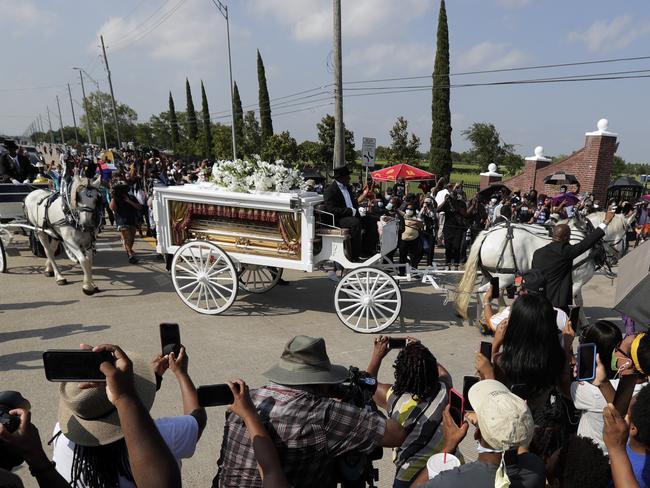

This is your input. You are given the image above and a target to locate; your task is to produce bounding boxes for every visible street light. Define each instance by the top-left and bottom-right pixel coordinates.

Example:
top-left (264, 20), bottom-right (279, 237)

top-left (72, 67), bottom-right (108, 149)
top-left (209, 0), bottom-right (237, 161)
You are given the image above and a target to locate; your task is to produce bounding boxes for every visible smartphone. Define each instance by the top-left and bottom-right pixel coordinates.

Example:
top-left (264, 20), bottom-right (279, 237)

top-left (43, 350), bottom-right (114, 382)
top-left (160, 323), bottom-right (181, 357)
top-left (388, 338), bottom-right (407, 349)
top-left (577, 343), bottom-right (597, 382)
top-left (569, 308), bottom-right (581, 330)
top-left (462, 376), bottom-right (480, 412)
top-left (613, 374), bottom-right (637, 416)
top-left (490, 277), bottom-right (499, 299)
top-left (197, 384), bottom-right (238, 407)
top-left (449, 388), bottom-right (465, 427)
top-left (510, 383), bottom-right (529, 400)
top-left (480, 341), bottom-right (492, 360)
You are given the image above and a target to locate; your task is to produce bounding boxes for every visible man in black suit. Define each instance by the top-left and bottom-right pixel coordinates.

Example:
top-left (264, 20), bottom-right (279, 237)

top-left (531, 207), bottom-right (615, 311)
top-left (323, 166), bottom-right (364, 260)
top-left (0, 140), bottom-right (21, 182)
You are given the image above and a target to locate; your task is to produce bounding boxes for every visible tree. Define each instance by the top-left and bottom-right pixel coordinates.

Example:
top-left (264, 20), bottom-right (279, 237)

top-left (200, 81), bottom-right (212, 158)
top-left (389, 116), bottom-right (421, 163)
top-left (298, 140), bottom-right (321, 163)
top-left (213, 123), bottom-right (234, 159)
top-left (233, 82), bottom-right (244, 159)
top-left (430, 0), bottom-right (452, 178)
top-left (168, 92), bottom-right (180, 153)
top-left (612, 155), bottom-right (626, 178)
top-left (185, 78), bottom-right (198, 141)
top-left (316, 114), bottom-right (355, 170)
top-left (243, 110), bottom-right (262, 157)
top-left (79, 91), bottom-right (137, 148)
top-left (262, 131), bottom-right (299, 163)
top-left (257, 50), bottom-right (273, 143)
top-left (461, 122), bottom-right (523, 175)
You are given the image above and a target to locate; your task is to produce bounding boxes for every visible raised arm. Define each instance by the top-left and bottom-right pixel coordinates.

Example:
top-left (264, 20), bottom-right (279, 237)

top-left (168, 346), bottom-right (207, 439)
top-left (366, 336), bottom-right (391, 410)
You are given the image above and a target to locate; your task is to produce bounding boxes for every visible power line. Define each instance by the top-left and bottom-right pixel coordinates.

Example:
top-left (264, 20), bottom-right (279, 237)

top-left (209, 85), bottom-right (332, 116)
top-left (0, 83), bottom-right (78, 93)
top-left (343, 54), bottom-right (650, 84)
top-left (110, 0), bottom-right (174, 49)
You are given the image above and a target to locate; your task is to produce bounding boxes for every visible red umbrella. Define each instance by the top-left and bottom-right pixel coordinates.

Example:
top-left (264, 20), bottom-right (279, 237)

top-left (643, 194), bottom-right (650, 202)
top-left (371, 163), bottom-right (435, 182)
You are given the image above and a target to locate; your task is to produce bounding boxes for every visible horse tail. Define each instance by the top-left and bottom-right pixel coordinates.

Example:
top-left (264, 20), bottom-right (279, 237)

top-left (455, 230), bottom-right (488, 320)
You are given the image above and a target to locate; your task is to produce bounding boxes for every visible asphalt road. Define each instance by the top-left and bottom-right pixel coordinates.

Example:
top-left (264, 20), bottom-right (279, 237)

top-left (0, 229), bottom-right (624, 487)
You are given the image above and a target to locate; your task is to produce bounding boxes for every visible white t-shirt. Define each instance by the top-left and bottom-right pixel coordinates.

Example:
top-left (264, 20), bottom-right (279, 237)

top-left (571, 379), bottom-right (647, 453)
top-left (488, 306), bottom-right (568, 333)
top-left (52, 416), bottom-right (199, 488)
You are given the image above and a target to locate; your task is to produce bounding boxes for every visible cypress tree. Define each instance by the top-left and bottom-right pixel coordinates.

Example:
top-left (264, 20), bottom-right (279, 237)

top-left (233, 82), bottom-right (244, 159)
top-left (200, 80), bottom-right (212, 158)
top-left (169, 91), bottom-right (179, 153)
top-left (185, 78), bottom-right (198, 140)
top-left (430, 0), bottom-right (452, 178)
top-left (257, 50), bottom-right (273, 142)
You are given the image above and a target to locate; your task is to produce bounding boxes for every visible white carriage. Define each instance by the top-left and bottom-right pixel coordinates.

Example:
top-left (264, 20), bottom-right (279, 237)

top-left (153, 183), bottom-right (408, 333)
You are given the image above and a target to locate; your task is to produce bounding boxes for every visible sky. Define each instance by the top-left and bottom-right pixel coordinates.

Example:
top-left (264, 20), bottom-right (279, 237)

top-left (1, 0), bottom-right (649, 163)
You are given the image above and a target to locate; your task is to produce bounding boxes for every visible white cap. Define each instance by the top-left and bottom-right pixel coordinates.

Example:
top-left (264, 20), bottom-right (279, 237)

top-left (468, 379), bottom-right (534, 451)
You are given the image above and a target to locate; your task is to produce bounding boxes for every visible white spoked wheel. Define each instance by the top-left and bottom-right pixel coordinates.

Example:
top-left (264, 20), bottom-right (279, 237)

top-left (334, 267), bottom-right (402, 333)
top-left (239, 265), bottom-right (283, 293)
top-left (171, 241), bottom-right (238, 315)
top-left (0, 237), bottom-right (6, 273)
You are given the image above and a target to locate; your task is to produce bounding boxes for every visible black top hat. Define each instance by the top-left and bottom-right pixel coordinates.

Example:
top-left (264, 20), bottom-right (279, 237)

top-left (333, 166), bottom-right (351, 178)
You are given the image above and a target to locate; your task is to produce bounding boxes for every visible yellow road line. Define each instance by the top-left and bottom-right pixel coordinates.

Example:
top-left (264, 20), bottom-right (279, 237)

top-left (143, 236), bottom-right (158, 249)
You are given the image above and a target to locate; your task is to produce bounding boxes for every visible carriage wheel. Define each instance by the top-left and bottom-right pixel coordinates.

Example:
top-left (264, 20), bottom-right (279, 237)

top-left (0, 237), bottom-right (6, 273)
top-left (171, 241), bottom-right (238, 315)
top-left (239, 265), bottom-right (283, 293)
top-left (334, 267), bottom-right (401, 333)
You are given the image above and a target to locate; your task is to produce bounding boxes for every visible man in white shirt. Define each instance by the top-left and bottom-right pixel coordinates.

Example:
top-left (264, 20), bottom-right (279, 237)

top-left (323, 166), bottom-right (364, 260)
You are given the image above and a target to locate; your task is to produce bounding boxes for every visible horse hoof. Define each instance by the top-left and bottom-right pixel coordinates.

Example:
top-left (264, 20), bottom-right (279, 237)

top-left (56, 279), bottom-right (67, 286)
top-left (44, 271), bottom-right (54, 277)
top-left (93, 286), bottom-right (100, 293)
top-left (82, 287), bottom-right (95, 296)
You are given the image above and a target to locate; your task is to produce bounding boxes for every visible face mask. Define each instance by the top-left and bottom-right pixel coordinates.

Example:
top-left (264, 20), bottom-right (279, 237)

top-left (386, 203), bottom-right (394, 211)
top-left (405, 209), bottom-right (414, 217)
top-left (377, 201), bottom-right (384, 208)
top-left (476, 440), bottom-right (503, 454)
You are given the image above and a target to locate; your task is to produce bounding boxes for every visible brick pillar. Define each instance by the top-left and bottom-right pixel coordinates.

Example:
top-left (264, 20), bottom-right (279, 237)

top-left (524, 146), bottom-right (551, 194)
top-left (583, 119), bottom-right (617, 202)
top-left (479, 163), bottom-right (502, 189)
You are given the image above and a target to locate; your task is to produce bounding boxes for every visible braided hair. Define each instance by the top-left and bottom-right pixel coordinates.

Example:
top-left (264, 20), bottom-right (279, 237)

top-left (71, 438), bottom-right (134, 488)
top-left (392, 342), bottom-right (440, 400)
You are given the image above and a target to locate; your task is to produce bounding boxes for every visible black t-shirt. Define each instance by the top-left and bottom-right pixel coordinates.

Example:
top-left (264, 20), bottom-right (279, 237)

top-left (425, 453), bottom-right (546, 488)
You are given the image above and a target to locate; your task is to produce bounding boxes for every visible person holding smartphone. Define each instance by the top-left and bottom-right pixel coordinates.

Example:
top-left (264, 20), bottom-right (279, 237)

top-left (366, 336), bottom-right (453, 487)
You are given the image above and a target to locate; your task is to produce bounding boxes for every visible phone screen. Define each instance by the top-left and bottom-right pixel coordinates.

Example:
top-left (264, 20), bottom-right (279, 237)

top-left (510, 383), bottom-right (529, 400)
top-left (613, 374), bottom-right (637, 416)
top-left (490, 277), bottom-right (499, 299)
top-left (569, 308), bottom-right (581, 330)
top-left (160, 323), bottom-right (181, 356)
top-left (388, 338), bottom-right (407, 349)
top-left (577, 343), bottom-right (597, 381)
top-left (480, 341), bottom-right (492, 360)
top-left (462, 376), bottom-right (480, 412)
top-left (43, 350), bottom-right (114, 382)
top-left (197, 384), bottom-right (236, 407)
top-left (449, 388), bottom-right (464, 427)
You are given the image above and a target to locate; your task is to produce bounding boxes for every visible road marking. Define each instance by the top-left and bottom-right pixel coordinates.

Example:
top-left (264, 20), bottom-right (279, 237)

top-left (143, 236), bottom-right (157, 249)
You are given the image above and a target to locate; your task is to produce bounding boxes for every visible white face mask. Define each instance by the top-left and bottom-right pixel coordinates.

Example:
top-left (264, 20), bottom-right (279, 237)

top-left (476, 440), bottom-right (503, 454)
top-left (377, 201), bottom-right (384, 208)
top-left (386, 203), bottom-right (394, 211)
top-left (405, 209), bottom-right (414, 217)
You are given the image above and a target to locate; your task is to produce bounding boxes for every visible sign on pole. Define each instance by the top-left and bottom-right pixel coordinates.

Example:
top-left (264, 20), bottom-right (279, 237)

top-left (362, 137), bottom-right (376, 168)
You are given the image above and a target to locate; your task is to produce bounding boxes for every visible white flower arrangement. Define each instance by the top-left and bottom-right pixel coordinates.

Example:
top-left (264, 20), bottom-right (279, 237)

top-left (210, 156), bottom-right (306, 194)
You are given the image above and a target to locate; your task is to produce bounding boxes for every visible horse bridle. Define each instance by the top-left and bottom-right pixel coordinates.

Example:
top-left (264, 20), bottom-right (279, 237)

top-left (68, 186), bottom-right (101, 233)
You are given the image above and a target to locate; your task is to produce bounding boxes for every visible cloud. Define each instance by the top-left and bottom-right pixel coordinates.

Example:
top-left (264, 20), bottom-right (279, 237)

top-left (496, 0), bottom-right (530, 8)
top-left (568, 15), bottom-right (650, 52)
top-left (93, 1), bottom-right (227, 64)
top-left (0, 0), bottom-right (56, 30)
top-left (457, 41), bottom-right (528, 70)
top-left (345, 42), bottom-right (433, 76)
top-left (246, 0), bottom-right (433, 42)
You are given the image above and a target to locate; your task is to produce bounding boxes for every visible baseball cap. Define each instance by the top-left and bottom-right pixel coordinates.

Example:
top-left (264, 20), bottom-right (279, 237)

top-left (521, 269), bottom-right (546, 295)
top-left (468, 380), bottom-right (534, 451)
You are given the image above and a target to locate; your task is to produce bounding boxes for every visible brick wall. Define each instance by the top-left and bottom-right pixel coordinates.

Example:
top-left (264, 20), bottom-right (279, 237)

top-left (503, 134), bottom-right (616, 201)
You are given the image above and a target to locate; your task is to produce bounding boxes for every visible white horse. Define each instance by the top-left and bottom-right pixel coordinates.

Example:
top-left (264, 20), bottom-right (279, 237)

top-left (455, 212), bottom-right (631, 321)
top-left (24, 175), bottom-right (102, 295)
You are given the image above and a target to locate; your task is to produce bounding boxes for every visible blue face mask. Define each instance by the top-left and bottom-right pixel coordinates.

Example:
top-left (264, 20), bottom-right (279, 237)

top-left (386, 203), bottom-right (394, 211)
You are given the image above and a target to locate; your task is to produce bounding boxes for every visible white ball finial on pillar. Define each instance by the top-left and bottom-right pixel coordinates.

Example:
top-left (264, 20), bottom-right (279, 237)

top-left (534, 146), bottom-right (544, 158)
top-left (597, 118), bottom-right (608, 132)
top-left (488, 163), bottom-right (497, 173)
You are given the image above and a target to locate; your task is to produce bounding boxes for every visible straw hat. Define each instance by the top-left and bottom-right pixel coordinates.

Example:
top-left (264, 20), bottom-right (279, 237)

top-left (57, 352), bottom-right (156, 447)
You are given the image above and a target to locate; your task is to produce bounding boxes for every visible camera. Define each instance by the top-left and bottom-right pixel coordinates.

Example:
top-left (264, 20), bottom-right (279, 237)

top-left (0, 407), bottom-right (19, 434)
top-left (334, 367), bottom-right (382, 488)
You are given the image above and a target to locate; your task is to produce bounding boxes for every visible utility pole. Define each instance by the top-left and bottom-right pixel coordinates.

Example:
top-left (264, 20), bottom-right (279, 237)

top-left (46, 107), bottom-right (55, 145)
top-left (67, 83), bottom-right (79, 145)
top-left (77, 69), bottom-right (93, 144)
top-left (56, 95), bottom-right (65, 145)
top-left (38, 114), bottom-right (44, 136)
top-left (332, 0), bottom-right (345, 169)
top-left (100, 35), bottom-right (121, 149)
top-left (210, 0), bottom-right (237, 161)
